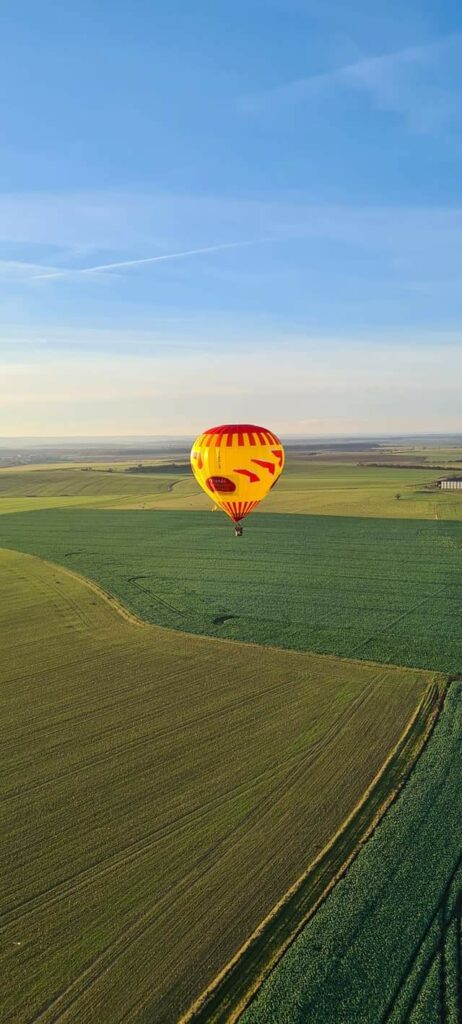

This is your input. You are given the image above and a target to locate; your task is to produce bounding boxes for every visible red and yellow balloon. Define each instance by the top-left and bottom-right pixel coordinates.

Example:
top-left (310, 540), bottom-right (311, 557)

top-left (190, 423), bottom-right (285, 525)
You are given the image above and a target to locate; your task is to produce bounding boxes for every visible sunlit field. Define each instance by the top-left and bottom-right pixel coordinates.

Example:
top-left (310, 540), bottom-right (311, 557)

top-left (1, 443), bottom-right (461, 1023)
top-left (0, 454), bottom-right (461, 519)
top-left (0, 548), bottom-right (433, 1024)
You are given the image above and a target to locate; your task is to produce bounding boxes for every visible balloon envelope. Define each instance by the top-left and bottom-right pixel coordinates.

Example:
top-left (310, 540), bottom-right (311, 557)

top-left (190, 423), bottom-right (285, 522)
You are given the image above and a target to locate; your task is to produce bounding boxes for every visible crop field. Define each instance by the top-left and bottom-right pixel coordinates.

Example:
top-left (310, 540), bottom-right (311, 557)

top-left (1, 509), bottom-right (462, 673)
top-left (0, 466), bottom-right (185, 515)
top-left (0, 548), bottom-right (434, 1024)
top-left (243, 679), bottom-right (462, 1024)
top-left (147, 462), bottom-right (462, 520)
top-left (1, 458), bottom-right (461, 519)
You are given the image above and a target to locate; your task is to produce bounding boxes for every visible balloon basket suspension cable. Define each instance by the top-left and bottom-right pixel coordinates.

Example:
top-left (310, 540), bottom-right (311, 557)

top-left (234, 522), bottom-right (244, 538)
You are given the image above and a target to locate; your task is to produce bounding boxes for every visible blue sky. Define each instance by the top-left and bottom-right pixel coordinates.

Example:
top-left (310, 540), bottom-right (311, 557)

top-left (1, 0), bottom-right (462, 436)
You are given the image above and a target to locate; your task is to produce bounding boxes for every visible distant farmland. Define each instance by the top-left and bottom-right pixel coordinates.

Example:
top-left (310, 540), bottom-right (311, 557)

top-left (0, 466), bottom-right (182, 514)
top-left (0, 549), bottom-right (435, 1024)
top-left (1, 458), bottom-right (462, 519)
top-left (243, 680), bottom-right (462, 1024)
top-left (1, 509), bottom-right (462, 673)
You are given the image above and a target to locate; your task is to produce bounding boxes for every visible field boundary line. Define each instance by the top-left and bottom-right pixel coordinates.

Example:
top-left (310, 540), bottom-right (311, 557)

top-left (0, 548), bottom-right (148, 628)
top-left (178, 676), bottom-right (446, 1024)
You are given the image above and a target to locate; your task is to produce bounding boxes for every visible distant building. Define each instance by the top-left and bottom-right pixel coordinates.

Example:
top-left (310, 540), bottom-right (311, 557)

top-left (439, 478), bottom-right (462, 490)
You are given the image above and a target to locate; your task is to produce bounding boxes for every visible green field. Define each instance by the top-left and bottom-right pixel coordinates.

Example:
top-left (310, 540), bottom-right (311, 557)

top-left (0, 548), bottom-right (433, 1024)
top-left (1, 509), bottom-right (462, 673)
top-left (148, 462), bottom-right (462, 520)
top-left (243, 679), bottom-right (462, 1024)
top-left (2, 448), bottom-right (462, 1023)
top-left (0, 458), bottom-right (461, 519)
top-left (0, 466), bottom-right (184, 514)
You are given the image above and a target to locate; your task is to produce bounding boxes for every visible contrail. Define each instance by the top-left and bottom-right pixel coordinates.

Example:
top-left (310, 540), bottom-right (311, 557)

top-left (34, 240), bottom-right (263, 280)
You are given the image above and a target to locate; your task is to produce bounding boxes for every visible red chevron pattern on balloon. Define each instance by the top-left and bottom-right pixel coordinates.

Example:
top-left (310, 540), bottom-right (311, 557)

top-left (234, 468), bottom-right (260, 483)
top-left (272, 449), bottom-right (283, 467)
top-left (251, 458), bottom-right (276, 475)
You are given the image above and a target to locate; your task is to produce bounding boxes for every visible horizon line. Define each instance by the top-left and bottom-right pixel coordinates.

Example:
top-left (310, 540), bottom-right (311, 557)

top-left (1, 430), bottom-right (461, 446)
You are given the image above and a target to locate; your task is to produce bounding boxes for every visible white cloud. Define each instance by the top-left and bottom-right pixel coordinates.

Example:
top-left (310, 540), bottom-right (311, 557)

top-left (241, 41), bottom-right (431, 106)
top-left (240, 33), bottom-right (462, 131)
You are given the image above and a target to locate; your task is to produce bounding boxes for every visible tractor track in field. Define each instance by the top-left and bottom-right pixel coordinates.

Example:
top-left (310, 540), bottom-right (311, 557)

top-left (378, 852), bottom-right (462, 1023)
top-left (1, 748), bottom-right (298, 926)
top-left (127, 574), bottom-right (184, 615)
top-left (6, 677), bottom-right (390, 1024)
top-left (2, 677), bottom-right (379, 930)
top-left (349, 585), bottom-right (448, 657)
top-left (2, 675), bottom-right (383, 978)
top-left (1, 670), bottom-right (317, 802)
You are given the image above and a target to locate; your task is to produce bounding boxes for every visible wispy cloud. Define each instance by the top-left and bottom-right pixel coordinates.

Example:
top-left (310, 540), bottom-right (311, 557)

top-left (3, 192), bottom-right (462, 326)
top-left (4, 189), bottom-right (462, 268)
top-left (33, 240), bottom-right (263, 280)
top-left (241, 33), bottom-right (462, 131)
top-left (241, 42), bottom-right (429, 105)
top-left (0, 259), bottom-right (60, 280)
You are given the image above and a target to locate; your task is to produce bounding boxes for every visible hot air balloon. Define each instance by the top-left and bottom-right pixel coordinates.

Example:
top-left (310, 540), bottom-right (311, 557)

top-left (190, 424), bottom-right (285, 535)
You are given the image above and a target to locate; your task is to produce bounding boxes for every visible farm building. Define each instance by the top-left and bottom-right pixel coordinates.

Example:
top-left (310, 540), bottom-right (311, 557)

top-left (439, 477), bottom-right (462, 490)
